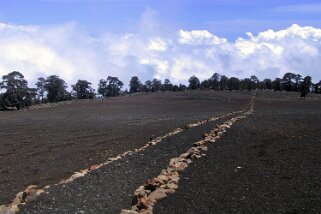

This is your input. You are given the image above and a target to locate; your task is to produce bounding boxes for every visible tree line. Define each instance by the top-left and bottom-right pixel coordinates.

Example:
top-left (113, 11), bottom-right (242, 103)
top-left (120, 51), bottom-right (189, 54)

top-left (0, 71), bottom-right (320, 111)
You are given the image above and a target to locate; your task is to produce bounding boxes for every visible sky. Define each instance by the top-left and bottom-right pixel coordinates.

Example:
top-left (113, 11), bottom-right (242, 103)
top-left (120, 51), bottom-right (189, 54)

top-left (0, 0), bottom-right (321, 88)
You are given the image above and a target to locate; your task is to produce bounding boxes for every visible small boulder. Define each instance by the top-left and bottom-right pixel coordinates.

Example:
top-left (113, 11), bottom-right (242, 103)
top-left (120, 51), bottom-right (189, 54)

top-left (0, 205), bottom-right (13, 214)
top-left (140, 209), bottom-right (153, 214)
top-left (157, 175), bottom-right (168, 182)
top-left (120, 209), bottom-right (139, 214)
top-left (148, 188), bottom-right (166, 203)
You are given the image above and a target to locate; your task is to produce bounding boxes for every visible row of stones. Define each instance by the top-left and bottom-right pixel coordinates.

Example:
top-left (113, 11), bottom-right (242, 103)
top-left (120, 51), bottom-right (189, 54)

top-left (0, 110), bottom-right (244, 214)
top-left (121, 98), bottom-right (254, 214)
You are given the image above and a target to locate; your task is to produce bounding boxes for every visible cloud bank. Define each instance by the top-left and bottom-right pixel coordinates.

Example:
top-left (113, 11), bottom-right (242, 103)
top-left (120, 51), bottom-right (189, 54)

top-left (0, 20), bottom-right (321, 89)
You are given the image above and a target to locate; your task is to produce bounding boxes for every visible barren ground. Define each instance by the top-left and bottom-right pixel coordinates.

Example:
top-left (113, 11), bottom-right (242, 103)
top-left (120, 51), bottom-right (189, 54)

top-left (155, 95), bottom-right (321, 213)
top-left (0, 91), bottom-right (249, 205)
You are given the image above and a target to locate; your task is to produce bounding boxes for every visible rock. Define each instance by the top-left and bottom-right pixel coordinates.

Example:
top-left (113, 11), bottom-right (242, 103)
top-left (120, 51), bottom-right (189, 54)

top-left (131, 205), bottom-right (139, 211)
top-left (140, 209), bottom-right (153, 214)
top-left (179, 152), bottom-right (191, 159)
top-left (120, 209), bottom-right (139, 214)
top-left (157, 175), bottom-right (168, 182)
top-left (89, 164), bottom-right (101, 171)
top-left (161, 169), bottom-right (169, 175)
top-left (170, 171), bottom-right (179, 177)
top-left (168, 177), bottom-right (179, 184)
top-left (169, 157), bottom-right (180, 164)
top-left (144, 179), bottom-right (161, 191)
top-left (134, 186), bottom-right (146, 196)
top-left (148, 140), bottom-right (157, 146)
top-left (148, 188), bottom-right (166, 202)
top-left (37, 189), bottom-right (45, 195)
top-left (43, 185), bottom-right (50, 189)
top-left (107, 156), bottom-right (121, 161)
top-left (9, 205), bottom-right (19, 213)
top-left (164, 188), bottom-right (175, 194)
top-left (191, 154), bottom-right (202, 159)
top-left (12, 192), bottom-right (24, 205)
top-left (64, 170), bottom-right (87, 183)
top-left (153, 178), bottom-right (164, 185)
top-left (193, 140), bottom-right (205, 146)
top-left (168, 163), bottom-right (187, 172)
top-left (163, 183), bottom-right (178, 190)
top-left (0, 205), bottom-right (11, 214)
top-left (199, 146), bottom-right (208, 152)
top-left (24, 185), bottom-right (38, 197)
top-left (204, 136), bottom-right (215, 143)
top-left (137, 196), bottom-right (149, 210)
top-left (168, 172), bottom-right (179, 180)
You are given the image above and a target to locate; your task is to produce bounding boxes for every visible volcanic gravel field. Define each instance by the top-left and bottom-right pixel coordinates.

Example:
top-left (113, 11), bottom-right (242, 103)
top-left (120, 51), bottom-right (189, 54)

top-left (1, 91), bottom-right (320, 214)
top-left (0, 91), bottom-right (249, 206)
top-left (154, 96), bottom-right (321, 214)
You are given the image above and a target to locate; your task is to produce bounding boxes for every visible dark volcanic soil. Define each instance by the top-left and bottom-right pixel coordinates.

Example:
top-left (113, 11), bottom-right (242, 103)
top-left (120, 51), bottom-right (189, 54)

top-left (19, 110), bottom-right (244, 214)
top-left (154, 96), bottom-right (321, 213)
top-left (0, 91), bottom-right (249, 205)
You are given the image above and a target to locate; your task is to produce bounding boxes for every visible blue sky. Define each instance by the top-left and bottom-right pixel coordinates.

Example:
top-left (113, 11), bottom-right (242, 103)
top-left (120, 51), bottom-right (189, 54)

top-left (1, 0), bottom-right (321, 39)
top-left (0, 0), bottom-right (321, 87)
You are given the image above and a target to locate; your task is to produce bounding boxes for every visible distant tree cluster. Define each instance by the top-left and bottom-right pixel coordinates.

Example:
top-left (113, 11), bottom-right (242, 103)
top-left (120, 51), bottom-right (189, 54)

top-left (194, 72), bottom-right (319, 98)
top-left (0, 70), bottom-right (320, 111)
top-left (128, 77), bottom-right (187, 94)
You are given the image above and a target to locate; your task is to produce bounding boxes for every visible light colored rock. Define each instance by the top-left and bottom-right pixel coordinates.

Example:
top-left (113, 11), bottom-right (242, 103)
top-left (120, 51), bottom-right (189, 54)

top-left (0, 205), bottom-right (10, 214)
top-left (148, 188), bottom-right (166, 203)
top-left (134, 186), bottom-right (145, 196)
top-left (191, 154), bottom-right (202, 159)
top-left (164, 183), bottom-right (178, 190)
top-left (188, 147), bottom-right (201, 155)
top-left (168, 177), bottom-right (179, 184)
top-left (157, 175), bottom-right (168, 182)
top-left (9, 205), bottom-right (19, 213)
top-left (42, 185), bottom-right (50, 190)
top-left (153, 178), bottom-right (164, 185)
top-left (12, 192), bottom-right (24, 205)
top-left (140, 209), bottom-right (153, 214)
top-left (107, 155), bottom-right (121, 161)
top-left (179, 152), bottom-right (191, 159)
top-left (169, 163), bottom-right (188, 171)
top-left (37, 189), bottom-right (45, 195)
top-left (89, 164), bottom-right (102, 171)
top-left (164, 188), bottom-right (175, 194)
top-left (24, 185), bottom-right (38, 197)
top-left (161, 169), bottom-right (169, 175)
top-left (120, 209), bottom-right (139, 214)
top-left (193, 140), bottom-right (205, 146)
top-left (131, 205), bottom-right (139, 211)
top-left (199, 146), bottom-right (208, 152)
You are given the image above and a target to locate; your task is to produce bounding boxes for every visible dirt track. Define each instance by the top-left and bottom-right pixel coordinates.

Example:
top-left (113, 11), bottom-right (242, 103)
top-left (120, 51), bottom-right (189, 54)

top-left (0, 91), bottom-right (250, 205)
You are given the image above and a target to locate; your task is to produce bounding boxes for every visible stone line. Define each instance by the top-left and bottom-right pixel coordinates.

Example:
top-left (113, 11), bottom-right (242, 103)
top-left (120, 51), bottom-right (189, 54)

top-left (0, 104), bottom-right (249, 214)
top-left (121, 97), bottom-right (255, 214)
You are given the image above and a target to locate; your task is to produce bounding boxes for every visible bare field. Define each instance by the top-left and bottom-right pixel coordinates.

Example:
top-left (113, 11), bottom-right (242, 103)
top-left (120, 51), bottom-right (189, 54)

top-left (0, 91), bottom-right (250, 204)
top-left (155, 95), bottom-right (321, 213)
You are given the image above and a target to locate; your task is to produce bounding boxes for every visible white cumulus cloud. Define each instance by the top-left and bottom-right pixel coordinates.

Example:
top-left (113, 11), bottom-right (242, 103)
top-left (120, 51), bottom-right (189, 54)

top-left (0, 21), bottom-right (320, 91)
